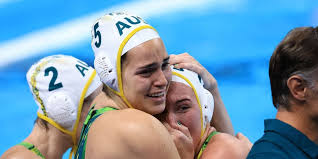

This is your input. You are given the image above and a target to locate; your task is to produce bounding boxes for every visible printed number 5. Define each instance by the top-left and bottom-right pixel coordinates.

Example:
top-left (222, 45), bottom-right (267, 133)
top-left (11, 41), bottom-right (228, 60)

top-left (94, 22), bottom-right (101, 48)
top-left (45, 66), bottom-right (63, 91)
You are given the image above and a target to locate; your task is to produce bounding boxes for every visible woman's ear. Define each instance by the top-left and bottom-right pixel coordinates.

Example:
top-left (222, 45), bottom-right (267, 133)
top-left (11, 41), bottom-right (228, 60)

top-left (287, 75), bottom-right (307, 102)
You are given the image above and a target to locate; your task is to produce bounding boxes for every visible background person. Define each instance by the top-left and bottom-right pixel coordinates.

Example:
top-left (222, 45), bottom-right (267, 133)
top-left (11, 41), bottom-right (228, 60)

top-left (247, 26), bottom-right (318, 159)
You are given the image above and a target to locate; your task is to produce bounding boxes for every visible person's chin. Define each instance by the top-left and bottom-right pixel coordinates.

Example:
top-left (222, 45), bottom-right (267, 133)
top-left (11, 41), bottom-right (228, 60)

top-left (144, 94), bottom-right (166, 114)
top-left (147, 102), bottom-right (165, 115)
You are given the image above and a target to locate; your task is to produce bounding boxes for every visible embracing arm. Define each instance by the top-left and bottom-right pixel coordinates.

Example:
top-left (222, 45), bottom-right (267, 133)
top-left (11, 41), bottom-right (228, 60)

top-left (209, 87), bottom-right (234, 135)
top-left (85, 109), bottom-right (181, 159)
top-left (1, 146), bottom-right (42, 159)
top-left (170, 53), bottom-right (234, 135)
top-left (200, 133), bottom-right (252, 159)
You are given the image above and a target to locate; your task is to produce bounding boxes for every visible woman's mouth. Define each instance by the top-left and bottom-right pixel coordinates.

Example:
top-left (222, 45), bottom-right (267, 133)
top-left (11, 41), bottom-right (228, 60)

top-left (147, 91), bottom-right (166, 103)
top-left (147, 92), bottom-right (165, 97)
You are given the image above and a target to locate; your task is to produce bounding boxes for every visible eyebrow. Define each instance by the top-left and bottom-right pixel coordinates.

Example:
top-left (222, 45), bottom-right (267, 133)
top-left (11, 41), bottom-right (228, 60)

top-left (138, 56), bottom-right (170, 70)
top-left (138, 63), bottom-right (157, 70)
top-left (176, 98), bottom-right (191, 105)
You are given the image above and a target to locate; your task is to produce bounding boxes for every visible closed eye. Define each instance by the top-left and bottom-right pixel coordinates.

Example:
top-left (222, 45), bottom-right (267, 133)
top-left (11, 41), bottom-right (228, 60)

top-left (176, 98), bottom-right (192, 113)
top-left (162, 62), bottom-right (170, 70)
top-left (162, 56), bottom-right (170, 70)
top-left (180, 105), bottom-right (190, 111)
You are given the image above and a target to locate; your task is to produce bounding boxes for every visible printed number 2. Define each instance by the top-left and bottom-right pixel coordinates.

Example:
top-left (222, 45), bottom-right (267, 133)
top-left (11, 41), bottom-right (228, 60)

top-left (94, 22), bottom-right (101, 48)
top-left (45, 66), bottom-right (63, 91)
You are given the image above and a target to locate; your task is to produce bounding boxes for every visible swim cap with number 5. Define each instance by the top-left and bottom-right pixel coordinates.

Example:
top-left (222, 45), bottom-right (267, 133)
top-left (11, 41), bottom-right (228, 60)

top-left (92, 12), bottom-right (159, 95)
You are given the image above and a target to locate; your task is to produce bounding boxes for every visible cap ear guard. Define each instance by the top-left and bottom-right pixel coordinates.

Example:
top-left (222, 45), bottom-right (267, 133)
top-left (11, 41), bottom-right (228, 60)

top-left (94, 54), bottom-right (117, 89)
top-left (201, 89), bottom-right (214, 128)
top-left (46, 91), bottom-right (77, 131)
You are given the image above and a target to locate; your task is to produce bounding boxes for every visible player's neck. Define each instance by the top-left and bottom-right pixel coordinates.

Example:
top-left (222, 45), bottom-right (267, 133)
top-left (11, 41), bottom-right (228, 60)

top-left (195, 124), bottom-right (213, 155)
top-left (25, 123), bottom-right (72, 159)
top-left (92, 91), bottom-right (128, 110)
top-left (277, 106), bottom-right (318, 144)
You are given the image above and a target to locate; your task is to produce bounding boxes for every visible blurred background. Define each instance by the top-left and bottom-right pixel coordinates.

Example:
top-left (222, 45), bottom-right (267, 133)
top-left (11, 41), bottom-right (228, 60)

top-left (1, 0), bottom-right (318, 158)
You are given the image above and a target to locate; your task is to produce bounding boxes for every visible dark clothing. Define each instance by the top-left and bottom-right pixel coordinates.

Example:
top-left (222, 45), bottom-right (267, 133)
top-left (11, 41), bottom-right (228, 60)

top-left (247, 119), bottom-right (318, 159)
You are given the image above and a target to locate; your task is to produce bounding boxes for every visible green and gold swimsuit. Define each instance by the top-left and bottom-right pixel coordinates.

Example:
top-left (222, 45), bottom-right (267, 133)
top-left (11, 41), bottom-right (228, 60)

top-left (75, 105), bottom-right (118, 159)
top-left (196, 131), bottom-right (219, 159)
top-left (18, 141), bottom-right (45, 159)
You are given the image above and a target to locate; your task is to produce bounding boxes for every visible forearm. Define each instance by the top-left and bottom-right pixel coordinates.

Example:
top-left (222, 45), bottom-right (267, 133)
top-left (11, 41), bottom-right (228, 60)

top-left (209, 87), bottom-right (234, 135)
top-left (200, 133), bottom-right (251, 159)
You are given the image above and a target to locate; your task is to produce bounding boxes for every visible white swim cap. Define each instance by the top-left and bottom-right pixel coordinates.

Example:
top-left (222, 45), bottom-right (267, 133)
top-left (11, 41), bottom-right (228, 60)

top-left (26, 55), bottom-right (102, 140)
top-left (92, 12), bottom-right (159, 108)
top-left (171, 67), bottom-right (214, 138)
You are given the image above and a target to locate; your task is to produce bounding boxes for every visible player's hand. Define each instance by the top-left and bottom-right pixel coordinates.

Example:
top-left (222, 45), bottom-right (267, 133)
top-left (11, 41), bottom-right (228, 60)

top-left (170, 53), bottom-right (217, 92)
top-left (199, 132), bottom-right (253, 159)
top-left (163, 122), bottom-right (194, 159)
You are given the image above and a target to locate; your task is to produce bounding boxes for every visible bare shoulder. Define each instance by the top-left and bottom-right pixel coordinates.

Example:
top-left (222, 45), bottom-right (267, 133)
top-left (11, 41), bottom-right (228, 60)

top-left (86, 108), bottom-right (180, 159)
top-left (92, 108), bottom-right (164, 131)
top-left (1, 146), bottom-right (41, 159)
top-left (91, 108), bottom-right (168, 135)
top-left (201, 133), bottom-right (250, 159)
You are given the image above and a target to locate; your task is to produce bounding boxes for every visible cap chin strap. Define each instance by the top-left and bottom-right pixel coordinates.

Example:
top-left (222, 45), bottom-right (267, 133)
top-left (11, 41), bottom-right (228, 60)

top-left (37, 113), bottom-right (73, 136)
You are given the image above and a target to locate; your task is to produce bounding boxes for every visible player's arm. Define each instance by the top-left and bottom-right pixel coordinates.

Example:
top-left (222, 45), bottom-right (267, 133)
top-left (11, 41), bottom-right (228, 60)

top-left (209, 87), bottom-right (234, 135)
top-left (200, 133), bottom-right (252, 159)
top-left (1, 146), bottom-right (42, 159)
top-left (85, 109), bottom-right (181, 159)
